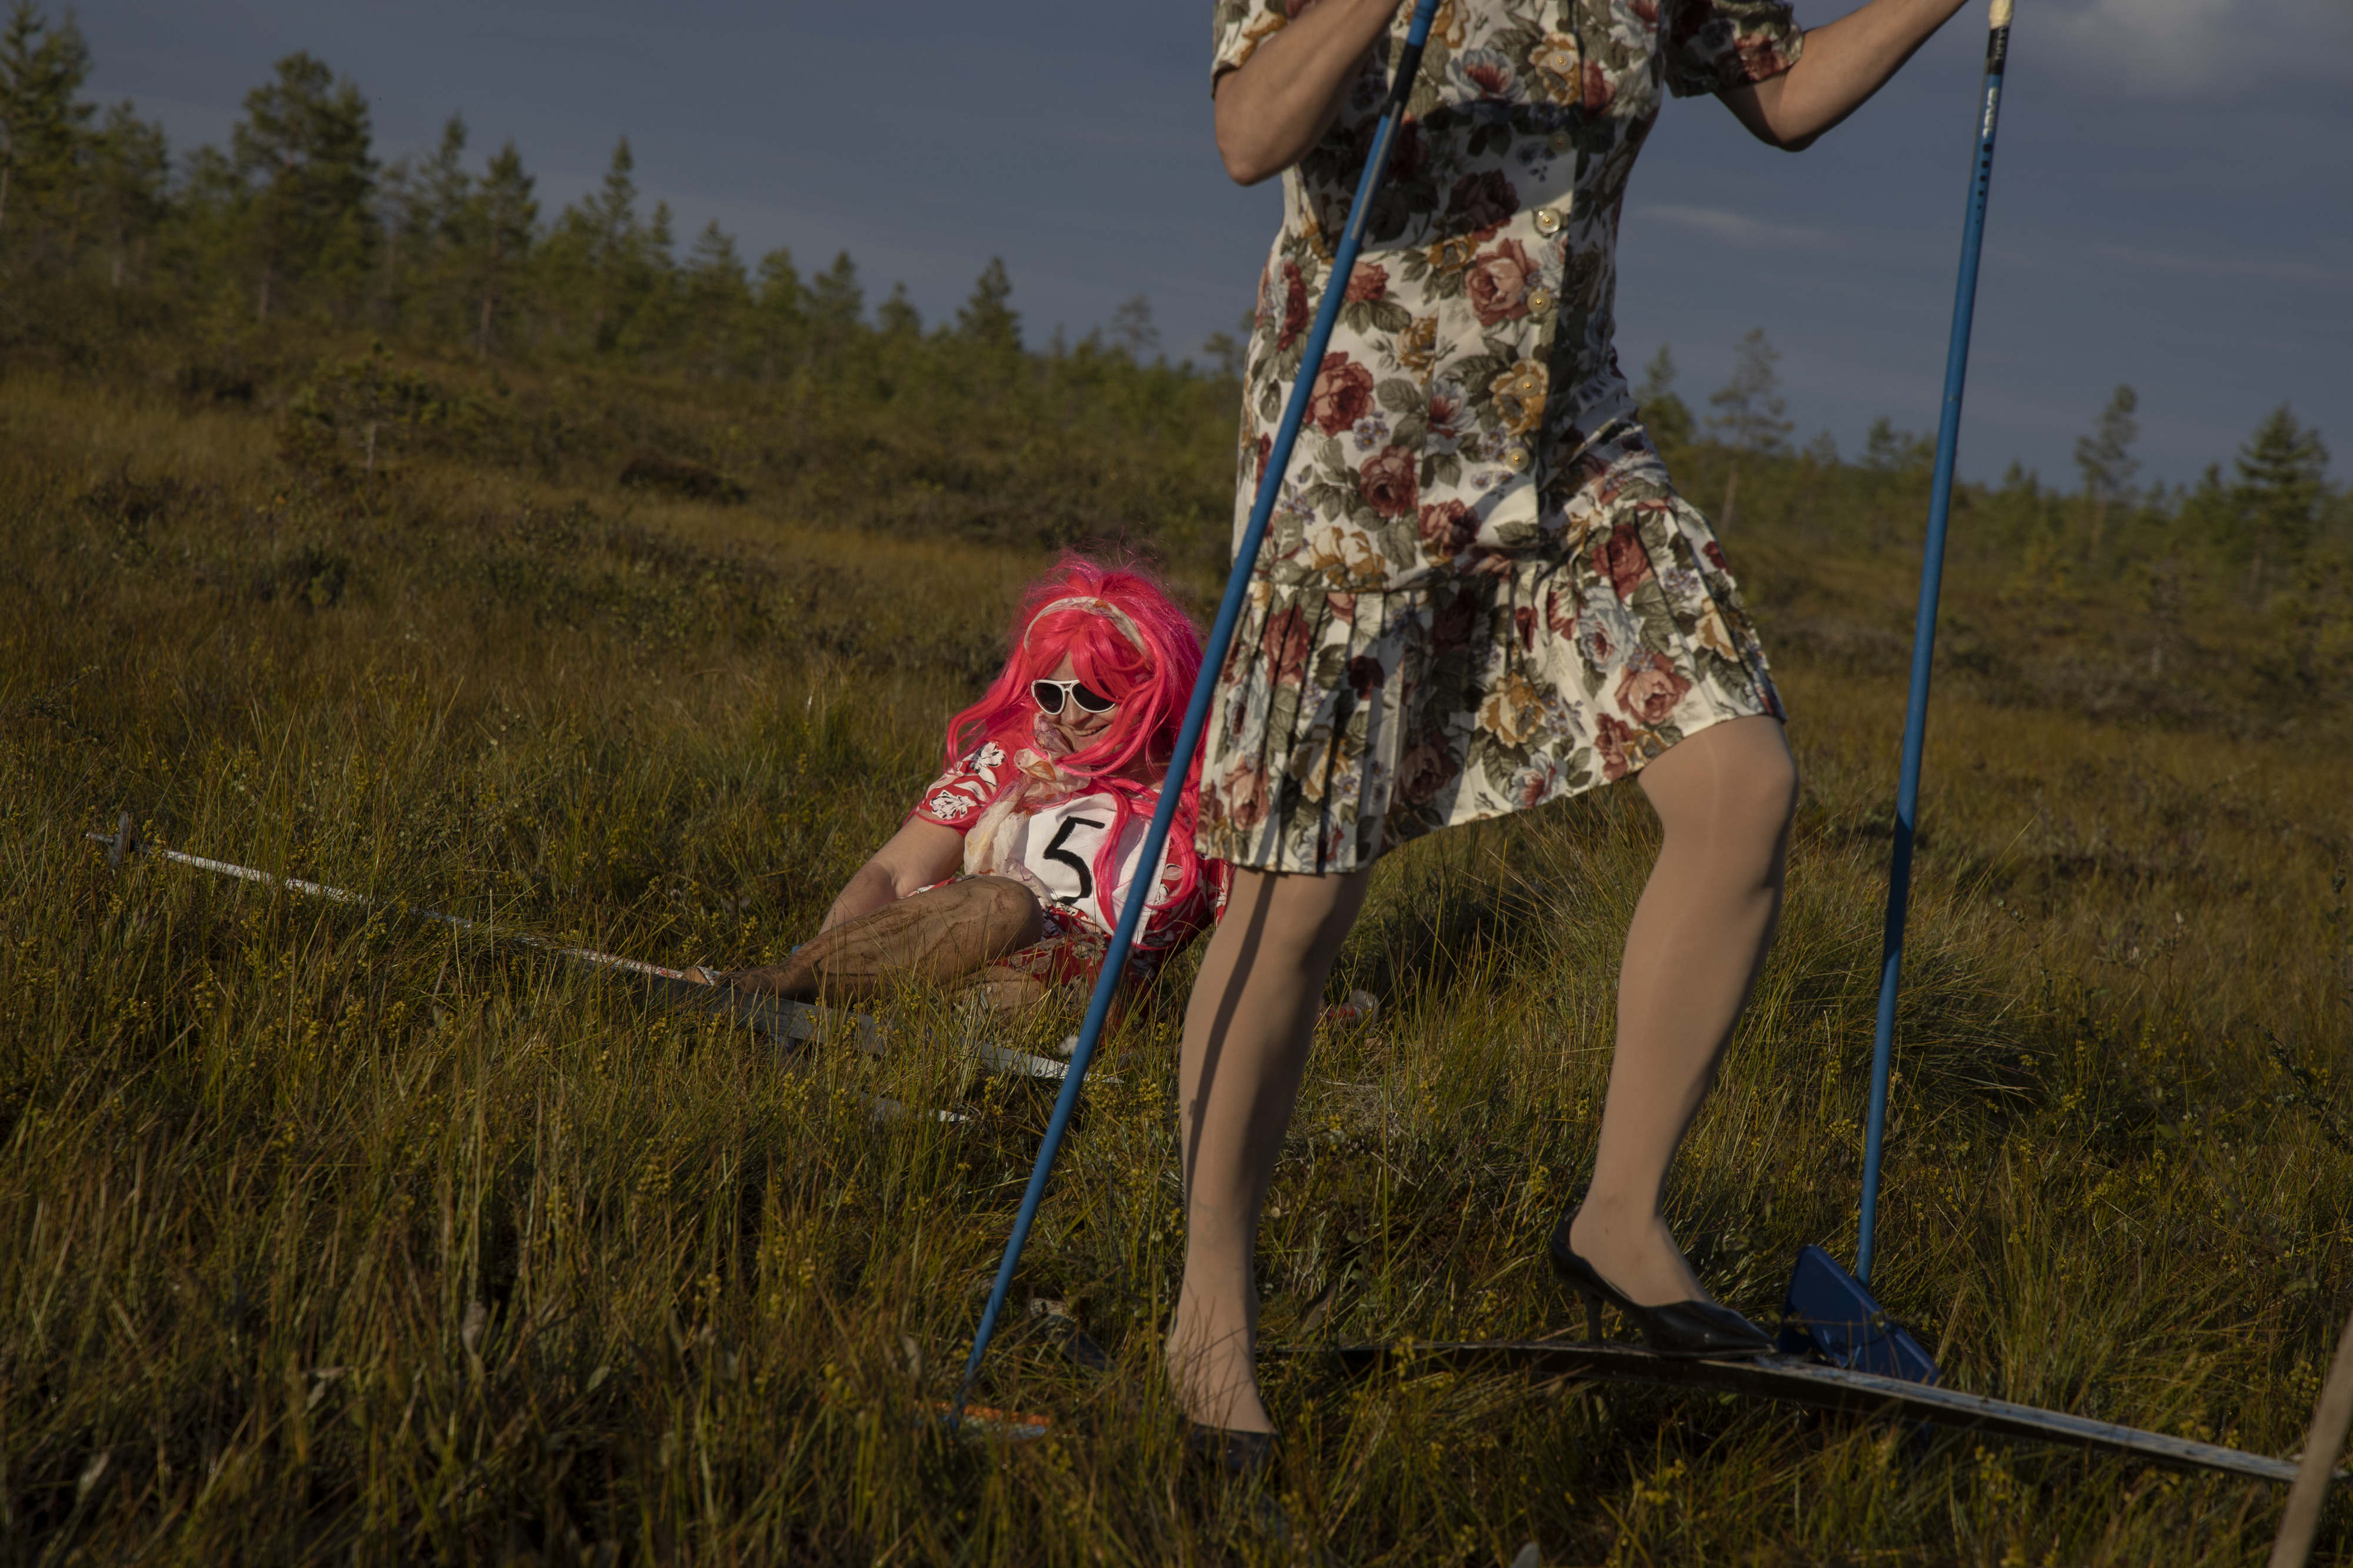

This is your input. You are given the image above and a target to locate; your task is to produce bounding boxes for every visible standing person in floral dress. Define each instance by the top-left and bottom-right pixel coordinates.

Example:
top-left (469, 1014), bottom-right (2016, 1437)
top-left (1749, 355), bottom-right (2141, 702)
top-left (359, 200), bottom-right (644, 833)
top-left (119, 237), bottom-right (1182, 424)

top-left (1172, 0), bottom-right (1976, 1452)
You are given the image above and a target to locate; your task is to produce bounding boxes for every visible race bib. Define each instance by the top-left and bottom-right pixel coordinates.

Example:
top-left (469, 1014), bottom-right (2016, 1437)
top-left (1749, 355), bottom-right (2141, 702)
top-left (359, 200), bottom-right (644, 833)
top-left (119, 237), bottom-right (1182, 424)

top-left (1009, 792), bottom-right (1163, 932)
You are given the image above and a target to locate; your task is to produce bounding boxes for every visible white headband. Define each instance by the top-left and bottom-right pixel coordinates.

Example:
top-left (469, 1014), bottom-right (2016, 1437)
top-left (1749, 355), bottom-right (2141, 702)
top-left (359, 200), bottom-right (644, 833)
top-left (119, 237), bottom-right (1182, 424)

top-left (1022, 595), bottom-right (1149, 656)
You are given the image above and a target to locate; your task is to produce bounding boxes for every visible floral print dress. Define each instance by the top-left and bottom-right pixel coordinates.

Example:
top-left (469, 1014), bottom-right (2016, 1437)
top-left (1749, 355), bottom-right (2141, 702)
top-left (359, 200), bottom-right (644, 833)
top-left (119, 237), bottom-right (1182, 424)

top-left (1199, 0), bottom-right (1801, 874)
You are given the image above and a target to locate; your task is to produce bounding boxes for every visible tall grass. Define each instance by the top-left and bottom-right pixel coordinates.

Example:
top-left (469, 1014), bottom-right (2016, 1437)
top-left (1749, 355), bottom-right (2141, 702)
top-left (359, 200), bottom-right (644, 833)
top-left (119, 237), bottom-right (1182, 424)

top-left (1, 364), bottom-right (2347, 1564)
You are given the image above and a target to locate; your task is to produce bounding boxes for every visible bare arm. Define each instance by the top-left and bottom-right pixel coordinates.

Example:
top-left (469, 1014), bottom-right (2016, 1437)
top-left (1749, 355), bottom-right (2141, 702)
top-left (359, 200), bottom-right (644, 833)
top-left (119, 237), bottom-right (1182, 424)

top-left (818, 816), bottom-right (965, 931)
top-left (1719, 0), bottom-right (1972, 151)
top-left (1212, 0), bottom-right (1404, 186)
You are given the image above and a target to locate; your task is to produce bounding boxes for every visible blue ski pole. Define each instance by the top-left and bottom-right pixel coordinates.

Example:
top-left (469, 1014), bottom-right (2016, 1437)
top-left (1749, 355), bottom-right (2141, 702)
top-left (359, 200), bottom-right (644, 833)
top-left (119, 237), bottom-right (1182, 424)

top-left (1857, 0), bottom-right (2017, 1288)
top-left (952, 0), bottom-right (1443, 1423)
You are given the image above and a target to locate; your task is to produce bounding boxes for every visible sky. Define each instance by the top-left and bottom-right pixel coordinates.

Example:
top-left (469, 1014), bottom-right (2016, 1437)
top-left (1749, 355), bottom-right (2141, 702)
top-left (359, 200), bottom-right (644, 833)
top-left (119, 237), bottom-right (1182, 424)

top-left (78, 0), bottom-right (2353, 488)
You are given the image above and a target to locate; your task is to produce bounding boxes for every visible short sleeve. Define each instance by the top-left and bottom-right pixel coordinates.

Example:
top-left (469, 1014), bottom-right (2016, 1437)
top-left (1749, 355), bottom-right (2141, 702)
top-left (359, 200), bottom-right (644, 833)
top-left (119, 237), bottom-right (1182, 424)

top-left (910, 741), bottom-right (1008, 831)
top-left (1661, 0), bottom-right (1805, 99)
top-left (1212, 0), bottom-right (1289, 92)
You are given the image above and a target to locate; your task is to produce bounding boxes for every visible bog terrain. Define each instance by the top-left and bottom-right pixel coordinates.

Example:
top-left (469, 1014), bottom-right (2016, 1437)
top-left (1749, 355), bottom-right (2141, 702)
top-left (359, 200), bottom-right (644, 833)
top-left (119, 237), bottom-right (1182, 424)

top-left (2, 18), bottom-right (2351, 1558)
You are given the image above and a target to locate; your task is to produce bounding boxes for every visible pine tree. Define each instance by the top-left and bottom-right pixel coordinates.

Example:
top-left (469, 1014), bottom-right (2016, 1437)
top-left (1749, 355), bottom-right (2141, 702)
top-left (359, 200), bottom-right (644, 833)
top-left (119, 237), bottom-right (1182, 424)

top-left (956, 256), bottom-right (1019, 352)
top-left (1110, 293), bottom-right (1158, 361)
top-left (683, 219), bottom-right (749, 376)
top-left (624, 198), bottom-right (681, 353)
top-left (808, 250), bottom-right (862, 361)
top-left (876, 281), bottom-right (921, 338)
top-left (375, 154), bottom-right (419, 323)
top-left (576, 137), bottom-right (639, 268)
top-left (380, 114), bottom-right (472, 333)
top-left (1706, 328), bottom-right (1791, 529)
top-left (419, 116), bottom-right (472, 293)
top-left (1862, 417), bottom-right (1932, 473)
top-left (469, 141), bottom-right (536, 354)
top-left (548, 138), bottom-right (653, 353)
top-left (0, 1), bottom-right (95, 265)
top-left (1199, 329), bottom-right (1244, 382)
top-left (423, 116), bottom-right (469, 222)
top-left (175, 141), bottom-right (244, 288)
top-left (1634, 343), bottom-right (1694, 450)
top-left (89, 100), bottom-right (166, 288)
top-left (2073, 383), bottom-right (2139, 563)
top-left (230, 52), bottom-right (378, 321)
top-left (2230, 403), bottom-right (2329, 598)
top-left (752, 246), bottom-right (804, 378)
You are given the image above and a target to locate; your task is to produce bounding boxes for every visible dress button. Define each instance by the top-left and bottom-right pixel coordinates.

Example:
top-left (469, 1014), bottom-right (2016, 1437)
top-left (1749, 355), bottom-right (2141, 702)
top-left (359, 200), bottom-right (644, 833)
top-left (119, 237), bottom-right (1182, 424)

top-left (1548, 132), bottom-right (1570, 154)
top-left (1505, 445), bottom-right (1531, 472)
top-left (1527, 288), bottom-right (1555, 314)
top-left (1533, 208), bottom-right (1563, 235)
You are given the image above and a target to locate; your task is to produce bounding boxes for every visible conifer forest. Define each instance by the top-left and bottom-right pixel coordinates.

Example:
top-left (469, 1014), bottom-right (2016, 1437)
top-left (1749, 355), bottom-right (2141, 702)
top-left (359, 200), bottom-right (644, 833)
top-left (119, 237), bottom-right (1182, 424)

top-left (2, 6), bottom-right (2350, 1563)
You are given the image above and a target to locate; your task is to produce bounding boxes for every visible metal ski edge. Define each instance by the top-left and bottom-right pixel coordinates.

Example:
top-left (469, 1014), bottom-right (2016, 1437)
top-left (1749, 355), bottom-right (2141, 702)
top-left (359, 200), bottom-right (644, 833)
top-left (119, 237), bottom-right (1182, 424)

top-left (88, 824), bottom-right (1079, 1080)
top-left (656, 979), bottom-right (1078, 1082)
top-left (1271, 1341), bottom-right (2324, 1487)
top-left (88, 825), bottom-right (1062, 1115)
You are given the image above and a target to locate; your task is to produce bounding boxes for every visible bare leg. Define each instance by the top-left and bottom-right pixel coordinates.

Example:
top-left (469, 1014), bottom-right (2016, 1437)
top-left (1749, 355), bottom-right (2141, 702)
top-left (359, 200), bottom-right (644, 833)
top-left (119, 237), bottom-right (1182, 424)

top-left (1167, 865), bottom-right (1374, 1433)
top-left (1569, 715), bottom-right (1798, 1306)
top-left (952, 971), bottom-right (1058, 1012)
top-left (728, 876), bottom-right (1044, 1002)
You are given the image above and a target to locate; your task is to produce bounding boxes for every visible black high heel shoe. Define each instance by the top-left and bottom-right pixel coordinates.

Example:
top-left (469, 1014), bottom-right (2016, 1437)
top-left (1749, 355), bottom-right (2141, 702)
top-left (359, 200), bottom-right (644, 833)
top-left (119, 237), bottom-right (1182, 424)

top-left (1186, 1421), bottom-right (1275, 1479)
top-left (1548, 1209), bottom-right (1773, 1359)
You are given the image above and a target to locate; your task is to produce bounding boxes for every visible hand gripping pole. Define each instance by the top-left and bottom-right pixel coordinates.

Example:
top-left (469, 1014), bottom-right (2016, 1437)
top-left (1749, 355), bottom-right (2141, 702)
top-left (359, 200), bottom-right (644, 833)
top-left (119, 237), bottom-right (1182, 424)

top-left (952, 0), bottom-right (1444, 1422)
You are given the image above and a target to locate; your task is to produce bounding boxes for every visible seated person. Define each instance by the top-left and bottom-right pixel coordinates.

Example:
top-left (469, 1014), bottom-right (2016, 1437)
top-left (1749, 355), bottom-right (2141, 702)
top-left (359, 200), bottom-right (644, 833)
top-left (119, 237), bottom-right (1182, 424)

top-left (726, 558), bottom-right (1228, 1011)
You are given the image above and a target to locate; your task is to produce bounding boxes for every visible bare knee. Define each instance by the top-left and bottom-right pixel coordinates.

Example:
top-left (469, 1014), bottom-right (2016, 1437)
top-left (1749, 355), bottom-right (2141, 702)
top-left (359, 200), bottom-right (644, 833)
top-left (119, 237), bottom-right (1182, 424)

top-left (964, 875), bottom-right (1046, 955)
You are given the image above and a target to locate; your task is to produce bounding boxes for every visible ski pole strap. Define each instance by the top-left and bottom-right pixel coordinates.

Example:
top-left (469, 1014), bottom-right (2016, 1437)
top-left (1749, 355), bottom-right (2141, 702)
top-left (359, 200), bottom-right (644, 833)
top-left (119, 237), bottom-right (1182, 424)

top-left (950, 0), bottom-right (1444, 1424)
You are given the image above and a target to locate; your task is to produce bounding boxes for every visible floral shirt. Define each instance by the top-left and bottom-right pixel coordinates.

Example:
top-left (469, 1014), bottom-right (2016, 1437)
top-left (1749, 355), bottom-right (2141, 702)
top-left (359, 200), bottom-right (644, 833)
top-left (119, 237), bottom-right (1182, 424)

top-left (914, 740), bottom-right (1230, 986)
top-left (1211, 0), bottom-right (1803, 588)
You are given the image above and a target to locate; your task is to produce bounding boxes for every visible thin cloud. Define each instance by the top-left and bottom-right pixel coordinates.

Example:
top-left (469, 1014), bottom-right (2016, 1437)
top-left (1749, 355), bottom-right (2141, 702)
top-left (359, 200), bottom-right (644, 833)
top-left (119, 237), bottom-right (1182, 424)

top-left (2095, 243), bottom-right (2350, 289)
top-left (1637, 205), bottom-right (1838, 250)
top-left (2034, 0), bottom-right (2353, 96)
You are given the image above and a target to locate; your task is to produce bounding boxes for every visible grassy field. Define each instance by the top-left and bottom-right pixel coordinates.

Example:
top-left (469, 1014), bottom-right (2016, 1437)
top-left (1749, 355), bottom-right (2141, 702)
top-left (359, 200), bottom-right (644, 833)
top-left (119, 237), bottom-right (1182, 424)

top-left (2, 349), bottom-right (2349, 1565)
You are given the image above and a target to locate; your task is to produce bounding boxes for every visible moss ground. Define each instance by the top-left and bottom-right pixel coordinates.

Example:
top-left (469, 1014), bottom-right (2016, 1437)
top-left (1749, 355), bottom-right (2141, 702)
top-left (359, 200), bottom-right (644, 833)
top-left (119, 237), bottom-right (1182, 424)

top-left (2, 360), bottom-right (2347, 1564)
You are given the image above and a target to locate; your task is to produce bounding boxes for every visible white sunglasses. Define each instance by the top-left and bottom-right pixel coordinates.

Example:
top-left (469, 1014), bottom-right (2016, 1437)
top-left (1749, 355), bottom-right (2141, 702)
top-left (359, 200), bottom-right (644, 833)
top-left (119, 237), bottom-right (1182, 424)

top-left (1031, 678), bottom-right (1118, 716)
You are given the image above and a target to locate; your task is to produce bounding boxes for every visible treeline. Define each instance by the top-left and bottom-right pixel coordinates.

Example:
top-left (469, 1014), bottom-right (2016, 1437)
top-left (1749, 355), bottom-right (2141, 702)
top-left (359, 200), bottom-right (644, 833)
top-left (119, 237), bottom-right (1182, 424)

top-left (0, 4), bottom-right (1245, 555)
top-left (1635, 335), bottom-right (2344, 604)
top-left (0, 5), bottom-right (1078, 377)
top-left (0, 2), bottom-right (2342, 597)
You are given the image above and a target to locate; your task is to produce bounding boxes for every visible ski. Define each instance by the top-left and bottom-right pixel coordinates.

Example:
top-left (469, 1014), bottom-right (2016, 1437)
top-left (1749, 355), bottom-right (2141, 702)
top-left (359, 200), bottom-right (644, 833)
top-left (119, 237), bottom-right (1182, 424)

top-left (1275, 1339), bottom-right (2314, 1486)
top-left (86, 816), bottom-right (1075, 1106)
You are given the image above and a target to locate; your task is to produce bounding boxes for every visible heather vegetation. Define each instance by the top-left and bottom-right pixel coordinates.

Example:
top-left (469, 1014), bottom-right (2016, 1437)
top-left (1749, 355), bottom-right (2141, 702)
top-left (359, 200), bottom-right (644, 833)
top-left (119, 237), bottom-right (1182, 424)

top-left (4, 7), bottom-right (2352, 1563)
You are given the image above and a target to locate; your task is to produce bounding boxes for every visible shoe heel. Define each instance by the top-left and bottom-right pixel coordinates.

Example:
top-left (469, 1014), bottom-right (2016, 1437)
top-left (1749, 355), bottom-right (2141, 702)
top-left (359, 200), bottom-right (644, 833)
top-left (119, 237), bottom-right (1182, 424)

top-left (1549, 1215), bottom-right (1614, 1344)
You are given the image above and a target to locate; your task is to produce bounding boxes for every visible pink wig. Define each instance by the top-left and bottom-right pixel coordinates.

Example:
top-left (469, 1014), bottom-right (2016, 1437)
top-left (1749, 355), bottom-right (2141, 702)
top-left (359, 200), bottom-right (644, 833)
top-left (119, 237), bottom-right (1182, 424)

top-left (945, 556), bottom-right (1209, 916)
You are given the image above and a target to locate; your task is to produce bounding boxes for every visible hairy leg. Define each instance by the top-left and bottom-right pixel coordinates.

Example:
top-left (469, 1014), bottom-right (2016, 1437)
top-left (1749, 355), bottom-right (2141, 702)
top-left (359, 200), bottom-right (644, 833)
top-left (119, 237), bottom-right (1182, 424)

top-left (1168, 865), bottom-right (1374, 1433)
top-left (951, 972), bottom-right (1058, 1012)
top-left (729, 875), bottom-right (1044, 1003)
top-left (1570, 715), bottom-right (1798, 1307)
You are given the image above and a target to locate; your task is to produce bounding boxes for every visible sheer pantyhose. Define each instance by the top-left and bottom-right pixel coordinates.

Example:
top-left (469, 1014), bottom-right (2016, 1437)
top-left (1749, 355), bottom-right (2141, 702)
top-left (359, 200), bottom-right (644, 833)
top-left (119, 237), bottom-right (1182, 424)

top-left (1565, 715), bottom-right (1798, 1304)
top-left (1168, 863), bottom-right (1373, 1432)
top-left (1166, 714), bottom-right (1798, 1433)
top-left (729, 875), bottom-right (1045, 1003)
